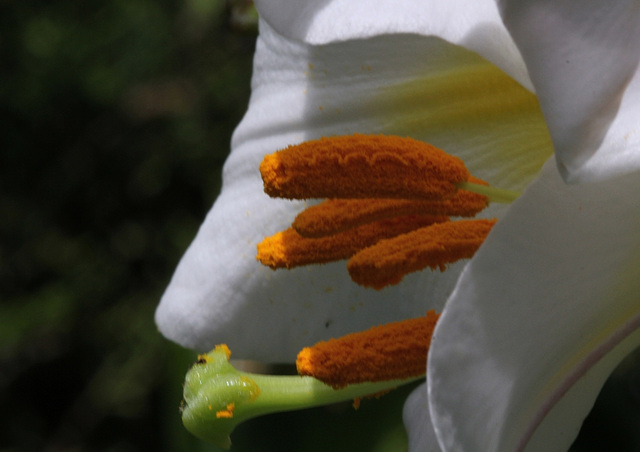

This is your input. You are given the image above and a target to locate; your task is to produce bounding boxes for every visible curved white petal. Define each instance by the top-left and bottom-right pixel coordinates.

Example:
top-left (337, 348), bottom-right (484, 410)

top-left (499, 0), bottom-right (640, 183)
top-left (403, 383), bottom-right (443, 452)
top-left (156, 20), bottom-right (552, 361)
top-left (256, 0), bottom-right (533, 89)
top-left (428, 160), bottom-right (640, 451)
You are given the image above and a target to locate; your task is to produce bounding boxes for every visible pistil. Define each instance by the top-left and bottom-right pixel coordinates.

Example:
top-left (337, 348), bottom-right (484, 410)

top-left (181, 344), bottom-right (422, 449)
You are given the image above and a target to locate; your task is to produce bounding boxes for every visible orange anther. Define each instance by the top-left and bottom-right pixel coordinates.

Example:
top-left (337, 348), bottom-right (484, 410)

top-left (257, 215), bottom-right (448, 269)
top-left (257, 134), bottom-right (495, 289)
top-left (292, 177), bottom-right (488, 238)
top-left (347, 219), bottom-right (496, 289)
top-left (297, 311), bottom-right (440, 388)
top-left (260, 134), bottom-right (470, 200)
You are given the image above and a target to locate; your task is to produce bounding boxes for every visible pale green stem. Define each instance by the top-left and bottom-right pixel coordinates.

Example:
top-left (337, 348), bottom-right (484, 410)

top-left (181, 346), bottom-right (422, 449)
top-left (457, 181), bottom-right (521, 204)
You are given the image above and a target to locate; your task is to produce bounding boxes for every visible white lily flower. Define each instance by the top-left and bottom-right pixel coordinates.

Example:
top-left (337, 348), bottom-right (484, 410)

top-left (156, 0), bottom-right (640, 450)
top-left (156, 0), bottom-right (551, 361)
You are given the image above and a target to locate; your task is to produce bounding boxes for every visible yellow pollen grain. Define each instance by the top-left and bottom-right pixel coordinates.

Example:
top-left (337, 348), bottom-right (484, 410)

top-left (256, 215), bottom-right (449, 269)
top-left (347, 219), bottom-right (496, 289)
top-left (215, 403), bottom-right (235, 419)
top-left (297, 310), bottom-right (440, 388)
top-left (215, 344), bottom-right (232, 360)
top-left (259, 134), bottom-right (470, 200)
top-left (196, 354), bottom-right (212, 364)
top-left (353, 390), bottom-right (391, 410)
top-left (292, 176), bottom-right (489, 238)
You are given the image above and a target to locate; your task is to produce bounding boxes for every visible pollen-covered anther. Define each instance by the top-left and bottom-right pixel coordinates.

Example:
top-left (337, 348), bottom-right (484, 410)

top-left (347, 218), bottom-right (497, 290)
top-left (296, 310), bottom-right (440, 388)
top-left (257, 215), bottom-right (449, 269)
top-left (260, 134), bottom-right (470, 200)
top-left (292, 176), bottom-right (489, 238)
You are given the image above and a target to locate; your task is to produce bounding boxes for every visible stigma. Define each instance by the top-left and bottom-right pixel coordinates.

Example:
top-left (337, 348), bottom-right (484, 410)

top-left (257, 133), bottom-right (498, 289)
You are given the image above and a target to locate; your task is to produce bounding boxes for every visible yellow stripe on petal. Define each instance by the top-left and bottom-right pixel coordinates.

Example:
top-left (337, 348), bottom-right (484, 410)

top-left (373, 40), bottom-right (553, 192)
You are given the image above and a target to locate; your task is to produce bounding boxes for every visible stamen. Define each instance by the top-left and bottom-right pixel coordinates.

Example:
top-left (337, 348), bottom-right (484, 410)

top-left (256, 134), bottom-right (508, 289)
top-left (347, 219), bottom-right (496, 289)
top-left (292, 176), bottom-right (489, 238)
top-left (260, 134), bottom-right (470, 200)
top-left (457, 180), bottom-right (520, 204)
top-left (297, 310), bottom-right (440, 388)
top-left (257, 215), bottom-right (449, 269)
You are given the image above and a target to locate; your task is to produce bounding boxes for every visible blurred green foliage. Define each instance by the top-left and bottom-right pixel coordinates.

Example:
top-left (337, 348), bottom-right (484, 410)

top-left (1, 1), bottom-right (639, 451)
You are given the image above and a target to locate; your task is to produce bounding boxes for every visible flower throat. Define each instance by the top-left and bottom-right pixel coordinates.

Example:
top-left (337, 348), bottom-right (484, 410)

top-left (179, 135), bottom-right (521, 448)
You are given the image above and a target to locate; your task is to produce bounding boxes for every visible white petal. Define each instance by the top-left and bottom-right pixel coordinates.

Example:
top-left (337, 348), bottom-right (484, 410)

top-left (499, 0), bottom-right (640, 183)
top-left (525, 327), bottom-right (640, 451)
top-left (428, 160), bottom-right (640, 451)
top-left (403, 383), bottom-right (443, 452)
top-left (156, 20), bottom-right (551, 361)
top-left (255, 0), bottom-right (533, 89)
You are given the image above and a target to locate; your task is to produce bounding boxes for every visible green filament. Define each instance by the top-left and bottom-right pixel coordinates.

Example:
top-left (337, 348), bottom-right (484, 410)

top-left (457, 181), bottom-right (521, 204)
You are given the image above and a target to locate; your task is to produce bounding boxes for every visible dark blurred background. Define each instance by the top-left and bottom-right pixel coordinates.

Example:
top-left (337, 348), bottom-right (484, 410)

top-left (1, 1), bottom-right (639, 451)
top-left (1, 1), bottom-right (255, 450)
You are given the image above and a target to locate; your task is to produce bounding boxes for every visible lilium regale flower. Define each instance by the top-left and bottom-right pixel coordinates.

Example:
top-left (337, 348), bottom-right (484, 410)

top-left (156, 0), bottom-right (640, 450)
